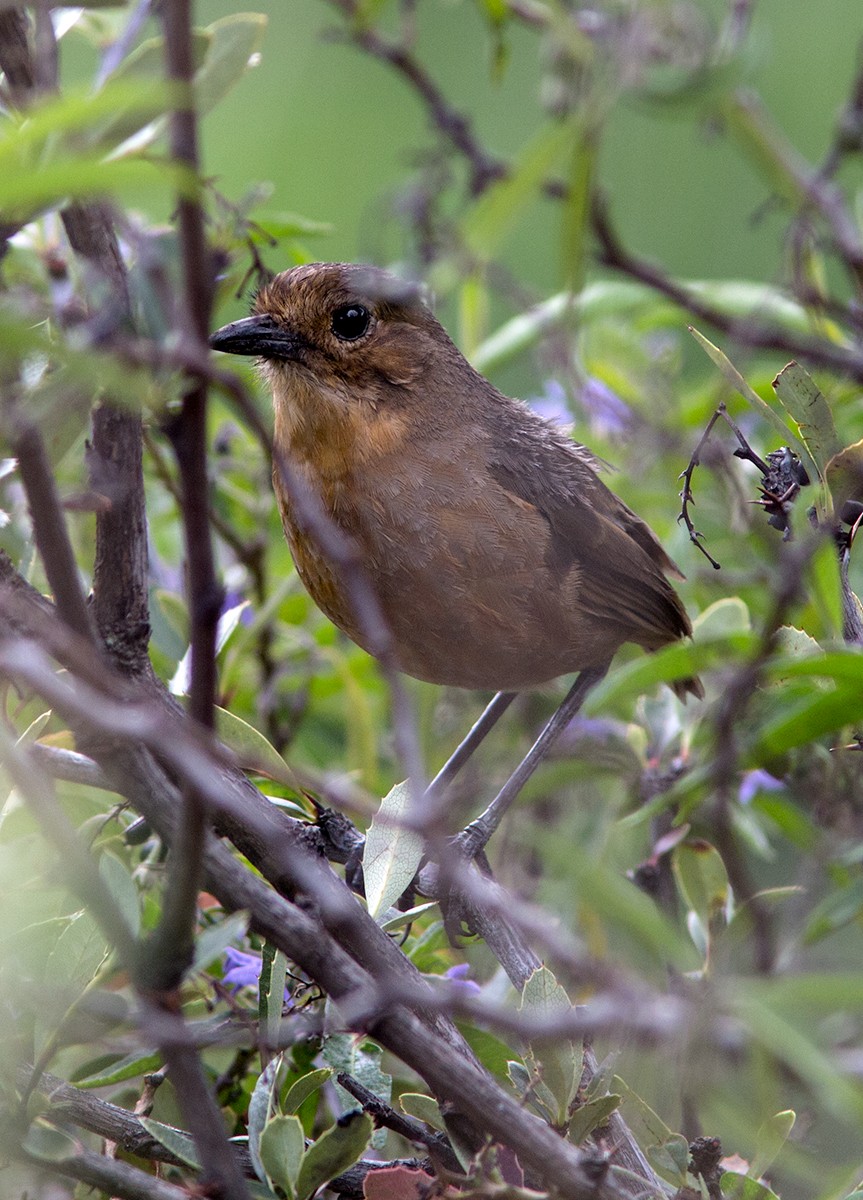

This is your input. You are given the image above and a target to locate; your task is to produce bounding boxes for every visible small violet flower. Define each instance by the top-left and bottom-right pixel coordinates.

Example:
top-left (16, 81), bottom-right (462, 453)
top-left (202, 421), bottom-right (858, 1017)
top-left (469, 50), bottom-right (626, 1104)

top-left (738, 769), bottom-right (784, 806)
top-left (444, 963), bottom-right (482, 996)
top-left (528, 379), bottom-right (572, 428)
top-left (576, 377), bottom-right (633, 438)
top-left (222, 947), bottom-right (265, 992)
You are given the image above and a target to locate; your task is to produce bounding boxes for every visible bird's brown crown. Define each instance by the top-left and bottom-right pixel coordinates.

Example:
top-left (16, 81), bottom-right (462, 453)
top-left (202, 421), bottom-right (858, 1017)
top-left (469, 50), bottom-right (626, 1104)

top-left (252, 262), bottom-right (451, 392)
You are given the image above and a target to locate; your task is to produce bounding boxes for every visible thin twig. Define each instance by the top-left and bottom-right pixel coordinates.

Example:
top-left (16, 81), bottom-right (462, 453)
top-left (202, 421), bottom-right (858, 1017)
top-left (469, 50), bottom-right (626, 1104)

top-left (337, 1072), bottom-right (461, 1171)
top-left (591, 193), bottom-right (863, 382)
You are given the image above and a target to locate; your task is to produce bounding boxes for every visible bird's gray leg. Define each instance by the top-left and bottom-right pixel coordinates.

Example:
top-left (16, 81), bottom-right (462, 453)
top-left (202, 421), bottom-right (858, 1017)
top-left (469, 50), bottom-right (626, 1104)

top-left (454, 665), bottom-right (610, 860)
top-left (423, 690), bottom-right (517, 805)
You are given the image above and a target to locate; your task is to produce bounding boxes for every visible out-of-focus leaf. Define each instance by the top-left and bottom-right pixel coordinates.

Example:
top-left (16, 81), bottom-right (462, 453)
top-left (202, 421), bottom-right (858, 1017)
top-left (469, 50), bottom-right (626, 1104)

top-left (771, 362), bottom-right (840, 478)
top-left (691, 597), bottom-right (751, 638)
top-left (73, 1049), bottom-right (162, 1088)
top-left (399, 1093), bottom-right (444, 1131)
top-left (646, 1133), bottom-right (690, 1186)
top-left (295, 1111), bottom-right (373, 1200)
top-left (587, 630), bottom-right (756, 712)
top-left (192, 910), bottom-right (250, 972)
top-left (251, 211), bottom-right (334, 241)
top-left (363, 781), bottom-right (424, 921)
top-left (210, 708), bottom-right (300, 790)
top-left (567, 1093), bottom-right (621, 1146)
top-left (196, 14), bottom-right (268, 117)
top-left (35, 912), bottom-right (108, 1054)
top-left (259, 1113), bottom-right (305, 1198)
top-left (21, 1122), bottom-right (79, 1161)
top-left (613, 1076), bottom-right (677, 1146)
top-left (519, 966), bottom-right (580, 1123)
top-left (99, 852), bottom-right (140, 939)
top-left (749, 1109), bottom-right (795, 1180)
top-left (463, 118), bottom-right (577, 260)
top-left (803, 877), bottom-right (863, 943)
top-left (472, 280), bottom-right (811, 376)
top-left (282, 1069), bottom-right (332, 1116)
top-left (138, 1118), bottom-right (201, 1168)
top-left (826, 439), bottom-right (863, 515)
top-left (733, 991), bottom-right (863, 1121)
top-left (720, 1172), bottom-right (782, 1200)
top-left (671, 840), bottom-right (730, 934)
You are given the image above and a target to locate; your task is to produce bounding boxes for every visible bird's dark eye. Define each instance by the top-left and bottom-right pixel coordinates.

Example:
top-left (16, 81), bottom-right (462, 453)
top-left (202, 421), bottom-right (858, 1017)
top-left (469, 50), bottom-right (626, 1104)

top-left (331, 303), bottom-right (371, 341)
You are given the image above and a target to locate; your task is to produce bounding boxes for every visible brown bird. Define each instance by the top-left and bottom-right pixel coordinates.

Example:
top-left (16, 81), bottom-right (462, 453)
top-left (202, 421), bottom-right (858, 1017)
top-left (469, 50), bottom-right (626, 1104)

top-left (211, 261), bottom-right (701, 705)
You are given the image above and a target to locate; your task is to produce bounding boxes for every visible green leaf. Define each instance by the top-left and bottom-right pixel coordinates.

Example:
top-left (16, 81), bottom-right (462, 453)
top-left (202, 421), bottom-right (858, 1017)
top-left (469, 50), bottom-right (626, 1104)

top-left (399, 1092), bottom-right (445, 1131)
top-left (567, 1094), bottom-right (621, 1146)
top-left (295, 1111), bottom-right (373, 1200)
top-left (463, 118), bottom-right (577, 260)
top-left (138, 1117), bottom-right (201, 1168)
top-left (688, 327), bottom-right (809, 465)
top-left (720, 1172), bottom-right (782, 1200)
top-left (74, 1049), bottom-right (162, 1088)
top-left (213, 707), bottom-right (299, 789)
top-left (771, 362), bottom-right (841, 478)
top-left (99, 852), bottom-right (141, 940)
top-left (323, 1031), bottom-right (391, 1150)
top-left (363, 780), bottom-right (424, 921)
top-left (260, 943), bottom-right (288, 1048)
top-left (749, 1109), bottom-right (795, 1181)
top-left (259, 1113), bottom-right (305, 1199)
top-left (196, 14), bottom-right (269, 117)
top-left (192, 910), bottom-right (250, 972)
top-left (671, 840), bottom-right (730, 933)
top-left (519, 966), bottom-right (580, 1124)
top-left (457, 1023), bottom-right (513, 1081)
top-left (283, 1069), bottom-right (332, 1116)
top-left (249, 1055), bottom-right (284, 1183)
top-left (646, 1132), bottom-right (690, 1187)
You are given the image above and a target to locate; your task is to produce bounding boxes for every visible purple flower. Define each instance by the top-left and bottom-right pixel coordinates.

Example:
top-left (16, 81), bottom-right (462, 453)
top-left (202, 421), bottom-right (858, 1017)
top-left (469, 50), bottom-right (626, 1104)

top-left (222, 947), bottom-right (265, 992)
top-left (738, 769), bottom-right (784, 805)
top-left (576, 377), bottom-right (633, 438)
top-left (445, 963), bottom-right (481, 996)
top-left (528, 379), bottom-right (572, 428)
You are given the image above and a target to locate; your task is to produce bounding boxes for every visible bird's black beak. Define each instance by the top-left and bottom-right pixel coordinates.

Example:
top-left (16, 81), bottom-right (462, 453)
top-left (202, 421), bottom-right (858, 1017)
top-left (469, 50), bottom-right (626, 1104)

top-left (209, 314), bottom-right (304, 359)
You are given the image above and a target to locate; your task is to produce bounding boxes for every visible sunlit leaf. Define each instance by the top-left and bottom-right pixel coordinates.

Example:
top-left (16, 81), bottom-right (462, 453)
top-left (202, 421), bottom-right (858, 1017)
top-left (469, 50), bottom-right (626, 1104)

top-left (771, 362), bottom-right (840, 478)
top-left (519, 966), bottom-right (580, 1123)
top-left (567, 1093), bottom-right (621, 1146)
top-left (295, 1111), bottom-right (373, 1200)
top-left (463, 118), bottom-right (577, 260)
top-left (283, 1069), bottom-right (332, 1116)
top-left (260, 1113), bottom-right (305, 1198)
top-left (363, 780), bottom-right (424, 921)
top-left (749, 1109), bottom-right (795, 1181)
top-left (138, 1117), bottom-right (201, 1168)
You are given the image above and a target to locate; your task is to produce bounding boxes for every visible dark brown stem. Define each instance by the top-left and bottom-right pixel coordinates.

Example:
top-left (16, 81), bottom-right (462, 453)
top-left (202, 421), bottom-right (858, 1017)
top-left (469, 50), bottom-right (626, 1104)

top-left (337, 1072), bottom-right (461, 1171)
top-left (592, 193), bottom-right (863, 383)
top-left (11, 419), bottom-right (97, 646)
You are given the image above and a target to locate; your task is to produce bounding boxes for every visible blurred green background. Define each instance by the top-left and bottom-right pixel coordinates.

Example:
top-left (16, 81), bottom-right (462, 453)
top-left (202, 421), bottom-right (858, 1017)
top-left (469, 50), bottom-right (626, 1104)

top-left (184, 0), bottom-right (863, 299)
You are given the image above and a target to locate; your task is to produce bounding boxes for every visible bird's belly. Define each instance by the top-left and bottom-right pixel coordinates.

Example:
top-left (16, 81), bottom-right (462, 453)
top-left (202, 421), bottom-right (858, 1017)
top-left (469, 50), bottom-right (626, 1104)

top-left (282, 477), bottom-right (622, 690)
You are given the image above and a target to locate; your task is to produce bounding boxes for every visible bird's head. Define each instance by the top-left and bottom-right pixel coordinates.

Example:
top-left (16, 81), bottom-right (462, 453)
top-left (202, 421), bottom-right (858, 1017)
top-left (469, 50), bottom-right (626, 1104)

top-left (210, 262), bottom-right (447, 394)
